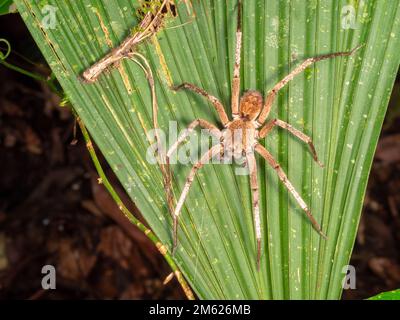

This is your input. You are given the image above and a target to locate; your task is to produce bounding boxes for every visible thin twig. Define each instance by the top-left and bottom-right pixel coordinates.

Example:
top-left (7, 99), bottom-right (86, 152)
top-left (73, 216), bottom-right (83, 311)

top-left (80, 0), bottom-right (176, 83)
top-left (129, 51), bottom-right (175, 216)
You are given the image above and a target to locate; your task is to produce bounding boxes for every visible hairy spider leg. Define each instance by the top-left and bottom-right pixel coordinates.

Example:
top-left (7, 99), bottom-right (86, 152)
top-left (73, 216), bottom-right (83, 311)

top-left (172, 144), bottom-right (222, 253)
top-left (255, 143), bottom-right (327, 239)
top-left (257, 45), bottom-right (363, 125)
top-left (231, 0), bottom-right (242, 118)
top-left (167, 119), bottom-right (222, 160)
top-left (246, 151), bottom-right (262, 270)
top-left (173, 83), bottom-right (230, 126)
top-left (259, 118), bottom-right (324, 167)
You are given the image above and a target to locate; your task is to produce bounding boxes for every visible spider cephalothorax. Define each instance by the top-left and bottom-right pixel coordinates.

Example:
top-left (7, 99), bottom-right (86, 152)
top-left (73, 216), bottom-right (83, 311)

top-left (167, 0), bottom-right (361, 269)
top-left (238, 90), bottom-right (263, 121)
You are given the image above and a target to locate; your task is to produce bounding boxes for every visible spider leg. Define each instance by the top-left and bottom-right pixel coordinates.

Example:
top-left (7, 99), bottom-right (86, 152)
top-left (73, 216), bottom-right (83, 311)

top-left (259, 119), bottom-right (324, 167)
top-left (167, 119), bottom-right (221, 223)
top-left (172, 144), bottom-right (222, 253)
top-left (172, 83), bottom-right (230, 126)
top-left (257, 45), bottom-right (363, 125)
top-left (231, 0), bottom-right (242, 118)
top-left (255, 143), bottom-right (327, 239)
top-left (167, 119), bottom-right (222, 159)
top-left (246, 151), bottom-right (261, 270)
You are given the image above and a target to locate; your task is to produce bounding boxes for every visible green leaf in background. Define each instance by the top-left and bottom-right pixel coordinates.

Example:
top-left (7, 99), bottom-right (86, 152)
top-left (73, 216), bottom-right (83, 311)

top-left (13, 0), bottom-right (400, 299)
top-left (369, 289), bottom-right (400, 300)
top-left (0, 0), bottom-right (17, 15)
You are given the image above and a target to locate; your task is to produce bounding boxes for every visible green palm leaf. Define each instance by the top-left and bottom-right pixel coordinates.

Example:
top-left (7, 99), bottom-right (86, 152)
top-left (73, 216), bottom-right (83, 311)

top-left (0, 0), bottom-right (16, 15)
top-left (14, 0), bottom-right (400, 299)
top-left (369, 289), bottom-right (400, 300)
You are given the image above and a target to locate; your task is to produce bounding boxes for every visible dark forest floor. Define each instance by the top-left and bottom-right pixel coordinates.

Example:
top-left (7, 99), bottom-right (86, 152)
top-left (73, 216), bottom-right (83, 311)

top-left (0, 14), bottom-right (399, 300)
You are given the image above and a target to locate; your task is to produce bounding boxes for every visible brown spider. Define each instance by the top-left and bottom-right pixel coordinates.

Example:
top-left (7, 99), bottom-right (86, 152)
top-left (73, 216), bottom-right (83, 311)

top-left (167, 1), bottom-right (361, 269)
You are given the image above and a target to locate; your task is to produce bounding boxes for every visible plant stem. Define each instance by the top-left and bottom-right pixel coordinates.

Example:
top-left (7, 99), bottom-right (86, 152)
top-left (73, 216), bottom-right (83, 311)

top-left (0, 38), bottom-right (59, 94)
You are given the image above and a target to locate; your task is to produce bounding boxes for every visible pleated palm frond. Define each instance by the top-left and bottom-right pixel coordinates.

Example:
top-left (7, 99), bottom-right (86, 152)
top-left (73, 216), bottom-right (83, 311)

top-left (15, 0), bottom-right (400, 299)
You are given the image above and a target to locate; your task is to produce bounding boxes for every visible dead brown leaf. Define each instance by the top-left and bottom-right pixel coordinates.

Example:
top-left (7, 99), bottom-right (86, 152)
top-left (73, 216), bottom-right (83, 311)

top-left (55, 239), bottom-right (97, 280)
top-left (1, 99), bottom-right (24, 117)
top-left (0, 233), bottom-right (8, 271)
top-left (97, 226), bottom-right (133, 270)
top-left (119, 283), bottom-right (145, 300)
top-left (375, 134), bottom-right (400, 163)
top-left (24, 126), bottom-right (42, 154)
top-left (368, 257), bottom-right (400, 287)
